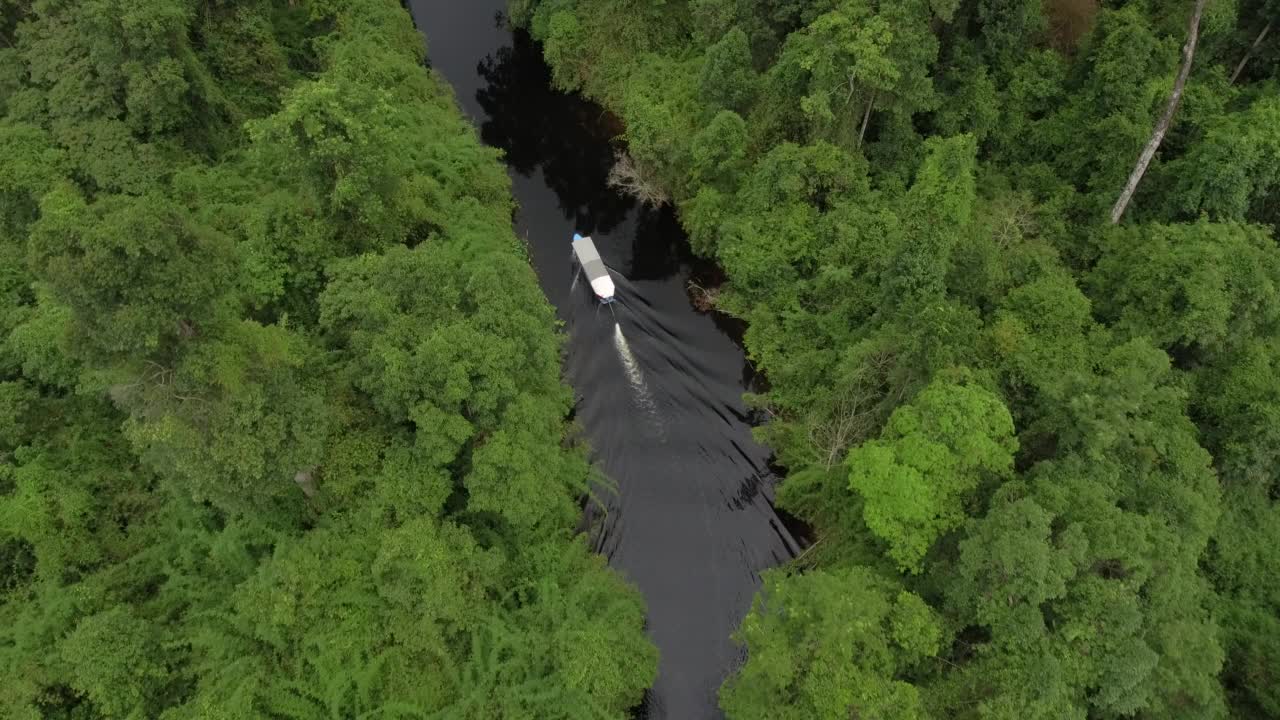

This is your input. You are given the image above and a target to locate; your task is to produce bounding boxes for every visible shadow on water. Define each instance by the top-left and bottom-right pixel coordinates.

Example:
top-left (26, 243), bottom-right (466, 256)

top-left (477, 30), bottom-right (633, 236)
top-left (407, 3), bottom-right (800, 717)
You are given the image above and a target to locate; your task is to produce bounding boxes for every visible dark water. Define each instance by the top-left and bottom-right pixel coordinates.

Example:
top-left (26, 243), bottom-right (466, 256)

top-left (407, 3), bottom-right (800, 717)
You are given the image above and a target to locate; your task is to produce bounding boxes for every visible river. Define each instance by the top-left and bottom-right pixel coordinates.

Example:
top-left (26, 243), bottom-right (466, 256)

top-left (407, 3), bottom-right (801, 717)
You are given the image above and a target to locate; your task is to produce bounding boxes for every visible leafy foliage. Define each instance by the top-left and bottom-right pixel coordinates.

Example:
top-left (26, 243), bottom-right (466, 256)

top-left (0, 1), bottom-right (654, 717)
top-left (721, 567), bottom-right (938, 720)
top-left (848, 376), bottom-right (1016, 572)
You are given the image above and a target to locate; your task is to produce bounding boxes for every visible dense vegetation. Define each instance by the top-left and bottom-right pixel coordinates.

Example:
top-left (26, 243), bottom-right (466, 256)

top-left (0, 1), bottom-right (656, 717)
top-left (513, 0), bottom-right (1279, 717)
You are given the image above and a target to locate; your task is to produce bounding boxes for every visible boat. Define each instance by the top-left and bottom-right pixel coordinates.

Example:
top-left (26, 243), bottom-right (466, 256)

top-left (571, 233), bottom-right (616, 303)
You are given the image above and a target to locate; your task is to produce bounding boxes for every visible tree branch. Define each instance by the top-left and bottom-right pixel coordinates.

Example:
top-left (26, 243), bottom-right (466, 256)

top-left (1109, 0), bottom-right (1207, 224)
top-left (842, 75), bottom-right (857, 109)
top-left (1229, 20), bottom-right (1271, 84)
top-left (856, 92), bottom-right (875, 150)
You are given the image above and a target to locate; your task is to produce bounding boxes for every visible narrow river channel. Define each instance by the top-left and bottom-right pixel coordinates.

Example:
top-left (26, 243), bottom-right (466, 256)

top-left (408, 3), bottom-right (801, 717)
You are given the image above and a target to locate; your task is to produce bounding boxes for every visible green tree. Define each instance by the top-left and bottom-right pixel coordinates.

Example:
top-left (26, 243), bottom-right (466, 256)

top-left (120, 321), bottom-right (331, 518)
top-left (699, 27), bottom-right (757, 112)
top-left (1164, 95), bottom-right (1280, 221)
top-left (59, 607), bottom-right (174, 718)
top-left (882, 134), bottom-right (977, 309)
top-left (847, 375), bottom-right (1017, 572)
top-left (721, 567), bottom-right (939, 720)
top-left (27, 187), bottom-right (238, 365)
top-left (787, 4), bottom-right (900, 145)
top-left (1088, 220), bottom-right (1280, 357)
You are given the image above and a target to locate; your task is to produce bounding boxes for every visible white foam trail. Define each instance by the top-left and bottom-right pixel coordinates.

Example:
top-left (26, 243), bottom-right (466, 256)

top-left (613, 323), bottom-right (663, 432)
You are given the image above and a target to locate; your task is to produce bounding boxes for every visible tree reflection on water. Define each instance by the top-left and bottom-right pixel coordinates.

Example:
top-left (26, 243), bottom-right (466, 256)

top-left (476, 28), bottom-right (633, 237)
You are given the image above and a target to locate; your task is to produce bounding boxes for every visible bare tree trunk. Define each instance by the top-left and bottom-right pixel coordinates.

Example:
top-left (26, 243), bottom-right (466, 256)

top-left (1109, 0), bottom-right (1208, 224)
top-left (856, 93), bottom-right (875, 150)
top-left (1229, 20), bottom-right (1272, 84)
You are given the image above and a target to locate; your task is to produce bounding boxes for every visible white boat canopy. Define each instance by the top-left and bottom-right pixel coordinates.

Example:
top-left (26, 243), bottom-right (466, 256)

top-left (572, 233), bottom-right (616, 301)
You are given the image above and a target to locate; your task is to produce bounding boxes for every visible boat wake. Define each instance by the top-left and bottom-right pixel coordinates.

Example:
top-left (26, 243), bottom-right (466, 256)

top-left (612, 322), bottom-right (665, 438)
